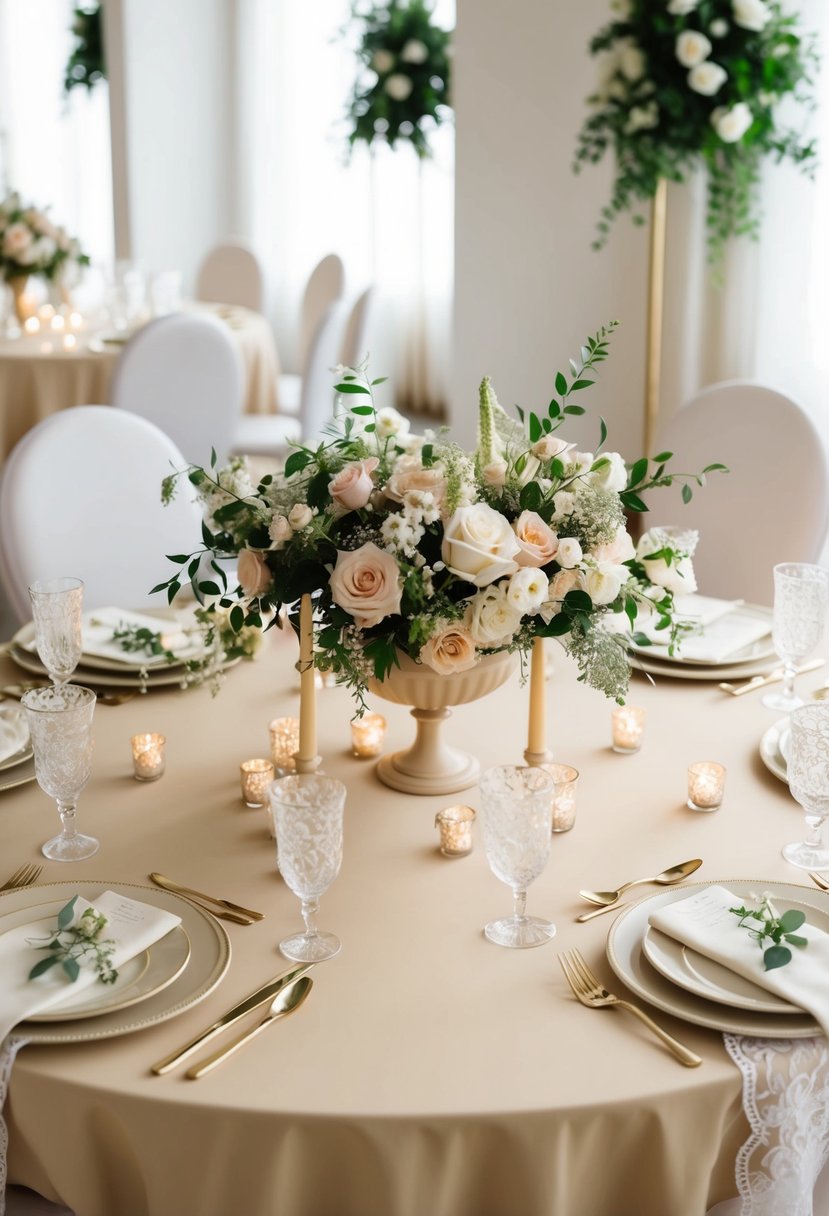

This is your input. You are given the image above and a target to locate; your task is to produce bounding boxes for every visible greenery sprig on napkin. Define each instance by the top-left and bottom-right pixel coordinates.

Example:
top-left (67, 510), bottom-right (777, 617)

top-left (730, 895), bottom-right (808, 970)
top-left (27, 896), bottom-right (118, 985)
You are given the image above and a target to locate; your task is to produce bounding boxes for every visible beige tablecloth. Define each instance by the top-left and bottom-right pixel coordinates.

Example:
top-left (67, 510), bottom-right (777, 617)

top-left (2, 634), bottom-right (820, 1216)
top-left (0, 303), bottom-right (280, 463)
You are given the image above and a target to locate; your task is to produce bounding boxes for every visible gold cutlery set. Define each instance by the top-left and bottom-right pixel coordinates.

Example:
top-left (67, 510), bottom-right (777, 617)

top-left (718, 658), bottom-right (824, 696)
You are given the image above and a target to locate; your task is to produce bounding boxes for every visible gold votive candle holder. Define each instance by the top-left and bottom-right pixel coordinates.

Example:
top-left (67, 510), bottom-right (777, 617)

top-left (687, 761), bottom-right (726, 812)
top-left (543, 763), bottom-right (580, 833)
top-left (611, 706), bottom-right (646, 754)
top-left (351, 713), bottom-right (387, 758)
top-left (269, 716), bottom-right (300, 773)
top-left (435, 805), bottom-right (476, 857)
top-left (240, 758), bottom-right (275, 808)
top-left (131, 733), bottom-right (166, 781)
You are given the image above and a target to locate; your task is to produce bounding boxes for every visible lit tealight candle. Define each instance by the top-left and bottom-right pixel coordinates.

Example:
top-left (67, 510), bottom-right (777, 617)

top-left (23, 316), bottom-right (39, 335)
top-left (269, 716), bottom-right (300, 773)
top-left (350, 713), bottom-right (387, 758)
top-left (687, 761), bottom-right (726, 812)
top-left (611, 706), bottom-right (646, 754)
top-left (69, 311), bottom-right (83, 330)
top-left (50, 314), bottom-right (65, 331)
top-left (131, 732), bottom-right (166, 781)
top-left (240, 758), bottom-right (275, 808)
top-left (543, 762), bottom-right (580, 833)
top-left (62, 333), bottom-right (76, 351)
top-left (435, 805), bottom-right (476, 857)
top-left (38, 304), bottom-right (55, 321)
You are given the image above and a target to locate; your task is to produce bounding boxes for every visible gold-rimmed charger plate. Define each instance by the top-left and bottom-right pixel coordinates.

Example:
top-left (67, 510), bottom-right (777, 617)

top-left (760, 718), bottom-right (789, 785)
top-left (7, 644), bottom-right (240, 690)
top-left (0, 881), bottom-right (230, 1043)
top-left (0, 739), bottom-right (33, 773)
top-left (11, 620), bottom-right (202, 674)
top-left (0, 755), bottom-right (36, 793)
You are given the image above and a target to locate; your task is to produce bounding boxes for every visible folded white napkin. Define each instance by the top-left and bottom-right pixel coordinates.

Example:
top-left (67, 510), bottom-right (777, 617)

top-left (0, 706), bottom-right (29, 765)
top-left (649, 885), bottom-right (829, 1036)
top-left (634, 595), bottom-right (771, 663)
top-left (0, 890), bottom-right (181, 1041)
top-left (24, 608), bottom-right (198, 667)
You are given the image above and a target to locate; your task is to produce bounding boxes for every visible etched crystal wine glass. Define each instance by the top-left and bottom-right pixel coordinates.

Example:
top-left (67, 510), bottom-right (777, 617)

top-left (28, 577), bottom-right (84, 687)
top-left (21, 684), bottom-right (98, 861)
top-left (784, 702), bottom-right (829, 870)
top-left (763, 563), bottom-right (829, 712)
top-left (478, 764), bottom-right (556, 948)
top-left (269, 774), bottom-right (346, 962)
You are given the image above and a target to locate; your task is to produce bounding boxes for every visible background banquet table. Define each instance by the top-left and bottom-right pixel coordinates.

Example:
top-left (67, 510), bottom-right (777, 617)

top-left (1, 630), bottom-right (822, 1216)
top-left (0, 303), bottom-right (280, 463)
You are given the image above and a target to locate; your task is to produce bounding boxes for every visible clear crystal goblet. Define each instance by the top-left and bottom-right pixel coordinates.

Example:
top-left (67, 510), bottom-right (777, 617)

top-left (21, 684), bottom-right (98, 862)
top-left (478, 764), bottom-right (556, 948)
top-left (268, 774), bottom-right (346, 962)
top-left (28, 577), bottom-right (84, 687)
top-left (763, 563), bottom-right (829, 712)
top-left (784, 702), bottom-right (829, 871)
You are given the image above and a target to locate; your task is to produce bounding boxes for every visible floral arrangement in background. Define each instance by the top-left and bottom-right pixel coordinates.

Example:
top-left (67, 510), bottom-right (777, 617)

top-left (156, 323), bottom-right (724, 710)
top-left (0, 192), bottom-right (90, 284)
top-left (574, 0), bottom-right (818, 262)
top-left (344, 0), bottom-right (452, 158)
top-left (64, 4), bottom-right (106, 96)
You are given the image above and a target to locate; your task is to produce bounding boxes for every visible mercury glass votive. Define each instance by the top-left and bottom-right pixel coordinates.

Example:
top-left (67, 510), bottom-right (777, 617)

top-left (611, 706), bottom-right (646, 754)
top-left (351, 713), bottom-right (387, 758)
top-left (240, 758), bottom-right (275, 808)
top-left (543, 763), bottom-right (580, 833)
top-left (687, 761), bottom-right (726, 812)
top-left (131, 733), bottom-right (166, 781)
top-left (269, 716), bottom-right (300, 773)
top-left (435, 805), bottom-right (476, 857)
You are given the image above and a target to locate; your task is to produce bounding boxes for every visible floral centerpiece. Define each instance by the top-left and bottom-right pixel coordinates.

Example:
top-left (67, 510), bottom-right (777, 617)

top-left (155, 323), bottom-right (723, 717)
top-left (344, 0), bottom-right (452, 158)
top-left (574, 0), bottom-right (817, 261)
top-left (0, 192), bottom-right (90, 320)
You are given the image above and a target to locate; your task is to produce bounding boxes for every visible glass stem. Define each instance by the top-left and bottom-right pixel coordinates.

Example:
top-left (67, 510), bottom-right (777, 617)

top-left (301, 899), bottom-right (319, 940)
top-left (57, 801), bottom-right (78, 839)
top-left (805, 813), bottom-right (824, 850)
top-left (512, 889), bottom-right (527, 924)
top-left (781, 661), bottom-right (798, 703)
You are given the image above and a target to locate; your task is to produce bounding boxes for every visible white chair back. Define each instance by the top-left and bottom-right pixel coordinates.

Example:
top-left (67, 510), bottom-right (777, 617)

top-left (110, 312), bottom-right (244, 468)
top-left (298, 253), bottom-right (345, 369)
top-left (301, 300), bottom-right (350, 444)
top-left (196, 240), bottom-right (264, 312)
top-left (653, 381), bottom-right (829, 605)
top-left (0, 407), bottom-right (203, 623)
top-left (339, 287), bottom-right (375, 369)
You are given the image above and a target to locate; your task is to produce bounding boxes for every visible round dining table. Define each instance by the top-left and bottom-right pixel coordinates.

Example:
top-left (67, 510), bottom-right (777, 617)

top-left (0, 303), bottom-right (281, 464)
top-left (0, 630), bottom-right (823, 1216)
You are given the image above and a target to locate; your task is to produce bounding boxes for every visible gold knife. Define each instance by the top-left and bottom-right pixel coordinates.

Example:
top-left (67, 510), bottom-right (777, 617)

top-left (148, 872), bottom-right (265, 922)
top-left (719, 658), bottom-right (824, 697)
top-left (150, 964), bottom-right (312, 1074)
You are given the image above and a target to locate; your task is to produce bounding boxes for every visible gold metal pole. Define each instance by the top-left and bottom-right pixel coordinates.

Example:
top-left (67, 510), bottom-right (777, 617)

top-left (644, 177), bottom-right (668, 455)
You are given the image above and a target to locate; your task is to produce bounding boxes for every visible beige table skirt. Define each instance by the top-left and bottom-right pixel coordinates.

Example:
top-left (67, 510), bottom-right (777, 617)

top-left (2, 632), bottom-right (817, 1216)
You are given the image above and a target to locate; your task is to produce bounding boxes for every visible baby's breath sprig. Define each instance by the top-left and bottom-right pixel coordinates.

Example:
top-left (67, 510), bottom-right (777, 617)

top-left (28, 896), bottom-right (118, 985)
top-left (730, 895), bottom-right (808, 971)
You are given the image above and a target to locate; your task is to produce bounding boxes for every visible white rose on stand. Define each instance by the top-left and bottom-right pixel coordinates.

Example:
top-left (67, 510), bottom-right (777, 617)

top-left (556, 537), bottom-right (583, 569)
top-left (636, 529), bottom-right (698, 596)
top-left (400, 39), bottom-right (429, 64)
top-left (441, 503), bottom-right (520, 587)
top-left (676, 30), bottom-right (712, 68)
top-left (466, 584), bottom-right (522, 646)
top-left (588, 451), bottom-right (628, 492)
top-left (732, 0), bottom-right (771, 32)
top-left (711, 102), bottom-right (753, 143)
top-left (385, 73), bottom-right (413, 102)
top-left (688, 61), bottom-right (727, 96)
top-left (372, 49), bottom-right (395, 73)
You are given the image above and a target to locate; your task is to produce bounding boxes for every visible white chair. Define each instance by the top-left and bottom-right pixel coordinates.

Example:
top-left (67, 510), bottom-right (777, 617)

top-left (110, 312), bottom-right (244, 468)
top-left (339, 286), bottom-right (375, 369)
top-left (653, 381), bottom-right (829, 606)
top-left (232, 299), bottom-right (348, 459)
top-left (195, 239), bottom-right (264, 313)
top-left (278, 253), bottom-right (345, 416)
top-left (0, 407), bottom-right (203, 624)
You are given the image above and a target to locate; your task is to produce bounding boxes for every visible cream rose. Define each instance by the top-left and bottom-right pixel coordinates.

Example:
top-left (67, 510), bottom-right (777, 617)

top-left (538, 568), bottom-right (586, 622)
top-left (237, 549), bottom-right (271, 597)
top-left (588, 451), bottom-right (628, 493)
top-left (481, 459), bottom-right (508, 488)
top-left (288, 503), bottom-right (313, 530)
top-left (466, 584), bottom-right (522, 646)
top-left (676, 30), bottom-right (712, 68)
top-left (401, 38), bottom-right (429, 64)
top-left (375, 407), bottom-right (410, 440)
top-left (419, 623), bottom-right (479, 675)
top-left (268, 514), bottom-right (293, 550)
top-left (619, 41), bottom-right (645, 81)
top-left (372, 49), bottom-right (394, 73)
top-left (584, 566), bottom-right (626, 606)
top-left (329, 542), bottom-right (402, 628)
top-left (506, 567), bottom-right (549, 614)
top-left (556, 537), bottom-right (583, 569)
top-left (385, 73), bottom-right (413, 101)
top-left (592, 525), bottom-right (636, 567)
top-left (668, 0), bottom-right (699, 12)
top-left (531, 435), bottom-right (572, 463)
top-left (711, 102), bottom-right (752, 143)
top-left (328, 457), bottom-right (379, 512)
top-left (386, 456), bottom-right (448, 507)
top-left (636, 531), bottom-right (698, 596)
top-left (688, 61), bottom-right (727, 95)
top-left (732, 0), bottom-right (770, 32)
top-left (441, 503), bottom-right (521, 587)
top-left (513, 511), bottom-right (559, 568)
top-left (2, 223), bottom-right (32, 260)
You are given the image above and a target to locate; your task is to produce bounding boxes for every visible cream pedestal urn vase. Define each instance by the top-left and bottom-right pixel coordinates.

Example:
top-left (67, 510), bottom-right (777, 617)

top-left (367, 650), bottom-right (517, 796)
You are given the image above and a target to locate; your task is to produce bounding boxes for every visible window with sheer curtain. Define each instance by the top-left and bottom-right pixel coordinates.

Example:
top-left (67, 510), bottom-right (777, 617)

top-left (234, 0), bottom-right (454, 418)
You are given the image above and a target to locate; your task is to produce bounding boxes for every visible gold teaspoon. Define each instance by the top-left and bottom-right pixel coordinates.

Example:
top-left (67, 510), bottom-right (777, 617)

top-left (578, 858), bottom-right (703, 907)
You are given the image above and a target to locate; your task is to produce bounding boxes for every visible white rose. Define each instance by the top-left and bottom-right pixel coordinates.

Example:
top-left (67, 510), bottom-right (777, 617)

top-left (668, 0), bottom-right (700, 12)
top-left (593, 525), bottom-right (636, 567)
top-left (710, 18), bottom-right (729, 36)
top-left (400, 38), bottom-right (429, 64)
top-left (584, 566), bottom-right (626, 606)
top-left (732, 0), bottom-right (770, 32)
top-left (588, 451), bottom-right (628, 493)
top-left (636, 530), bottom-right (698, 596)
top-left (556, 537), bottom-right (583, 569)
top-left (552, 490), bottom-right (576, 519)
top-left (531, 435), bottom-right (572, 462)
top-left (619, 42), bottom-right (646, 82)
top-left (676, 30), bottom-right (712, 68)
top-left (268, 514), bottom-right (293, 550)
top-left (466, 584), bottom-right (522, 647)
top-left (481, 459), bottom-right (508, 488)
top-left (288, 503), bottom-right (313, 531)
top-left (569, 451), bottom-right (595, 477)
top-left (375, 406), bottom-right (410, 440)
top-left (372, 49), bottom-right (395, 73)
top-left (441, 503), bottom-right (521, 587)
top-left (688, 61), bottom-right (727, 95)
top-left (506, 568), bottom-right (549, 614)
top-left (711, 102), bottom-right (753, 143)
top-left (624, 103), bottom-right (659, 135)
top-left (385, 73), bottom-right (413, 102)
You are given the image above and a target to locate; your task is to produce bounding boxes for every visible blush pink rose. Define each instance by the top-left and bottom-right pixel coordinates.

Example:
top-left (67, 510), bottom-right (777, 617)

top-left (419, 623), bottom-right (479, 674)
top-left (513, 511), bottom-right (559, 568)
top-left (328, 457), bottom-right (379, 512)
top-left (329, 542), bottom-right (402, 628)
top-left (385, 456), bottom-right (448, 507)
top-left (237, 548), bottom-right (271, 597)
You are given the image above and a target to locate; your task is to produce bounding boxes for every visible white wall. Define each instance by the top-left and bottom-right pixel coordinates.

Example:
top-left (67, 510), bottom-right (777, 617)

top-left (451, 0), bottom-right (651, 456)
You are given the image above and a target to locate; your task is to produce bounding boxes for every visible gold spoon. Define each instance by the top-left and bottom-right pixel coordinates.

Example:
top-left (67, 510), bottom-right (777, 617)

top-left (578, 858), bottom-right (703, 907)
top-left (185, 977), bottom-right (313, 1078)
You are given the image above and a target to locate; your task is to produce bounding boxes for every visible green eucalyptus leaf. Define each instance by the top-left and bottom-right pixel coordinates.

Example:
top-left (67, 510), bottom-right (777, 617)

top-left (28, 956), bottom-right (61, 980)
top-left (763, 945), bottom-right (792, 971)
top-left (57, 897), bottom-right (78, 930)
top-left (779, 909), bottom-right (806, 933)
top-left (62, 957), bottom-right (81, 983)
top-left (334, 382), bottom-right (370, 394)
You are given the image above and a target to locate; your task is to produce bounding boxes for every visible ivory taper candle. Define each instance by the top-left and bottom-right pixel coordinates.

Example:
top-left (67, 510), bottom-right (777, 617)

top-left (296, 594), bottom-right (317, 767)
top-left (525, 637), bottom-right (549, 762)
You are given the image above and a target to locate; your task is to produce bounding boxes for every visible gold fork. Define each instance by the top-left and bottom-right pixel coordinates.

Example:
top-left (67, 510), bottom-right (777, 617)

top-left (0, 862), bottom-right (42, 892)
top-left (558, 949), bottom-right (702, 1067)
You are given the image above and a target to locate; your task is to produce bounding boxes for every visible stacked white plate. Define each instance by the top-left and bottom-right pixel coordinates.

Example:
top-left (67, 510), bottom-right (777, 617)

top-left (606, 879), bottom-right (825, 1037)
top-left (627, 601), bottom-right (776, 682)
top-left (0, 704), bottom-right (35, 793)
top-left (760, 719), bottom-right (790, 785)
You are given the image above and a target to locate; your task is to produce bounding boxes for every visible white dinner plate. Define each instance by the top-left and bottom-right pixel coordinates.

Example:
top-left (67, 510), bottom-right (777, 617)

top-left (0, 755), bottom-right (36, 794)
top-left (760, 718), bottom-right (790, 785)
top-left (8, 643), bottom-right (241, 689)
top-left (606, 879), bottom-right (825, 1037)
top-left (0, 881), bottom-right (230, 1043)
top-left (0, 739), bottom-right (33, 773)
top-left (630, 651), bottom-right (779, 683)
top-left (11, 620), bottom-right (202, 674)
top-left (627, 603), bottom-right (775, 668)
